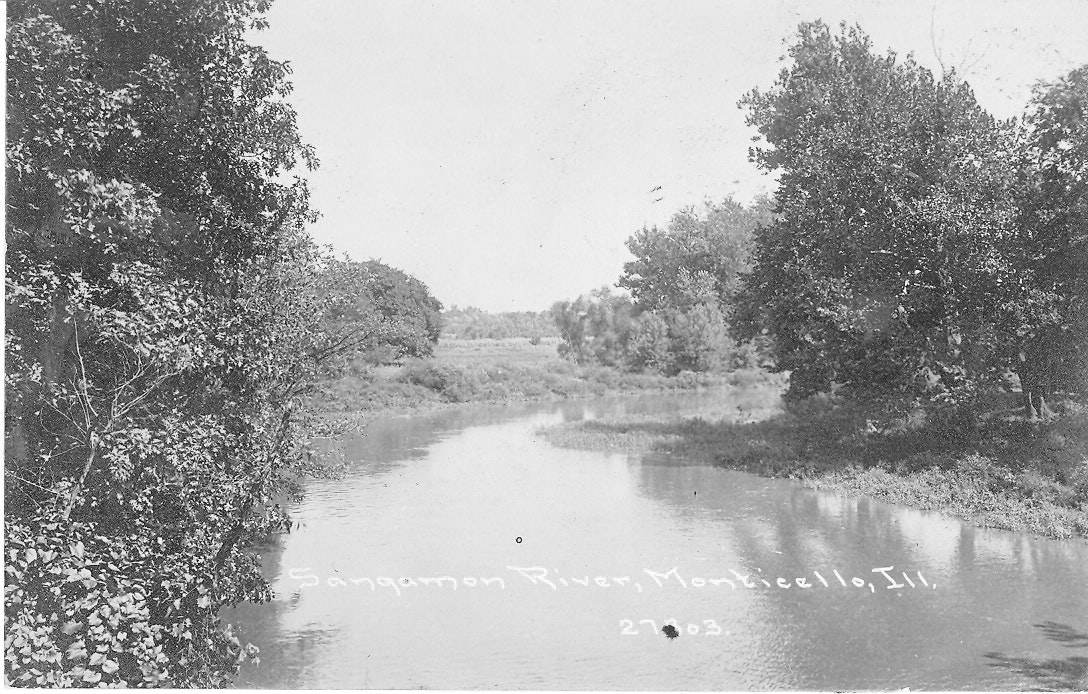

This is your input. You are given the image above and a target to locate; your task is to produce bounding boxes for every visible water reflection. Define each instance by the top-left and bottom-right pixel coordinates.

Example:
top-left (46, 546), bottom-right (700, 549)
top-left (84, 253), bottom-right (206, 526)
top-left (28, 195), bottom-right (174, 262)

top-left (631, 444), bottom-right (1088, 690)
top-left (986, 622), bottom-right (1088, 691)
top-left (228, 389), bottom-right (1088, 690)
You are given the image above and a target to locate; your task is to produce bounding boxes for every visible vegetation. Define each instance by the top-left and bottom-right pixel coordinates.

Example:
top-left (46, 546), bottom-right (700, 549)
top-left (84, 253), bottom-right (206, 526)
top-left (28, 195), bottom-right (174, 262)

top-left (541, 392), bottom-right (1088, 540)
top-left (4, 5), bottom-right (1085, 688)
top-left (545, 21), bottom-right (1088, 542)
top-left (1013, 65), bottom-right (1088, 414)
top-left (3, 1), bottom-right (362, 686)
top-left (550, 198), bottom-right (773, 376)
top-left (620, 198), bottom-right (772, 313)
top-left (550, 288), bottom-right (638, 367)
top-left (736, 22), bottom-right (1086, 416)
top-left (441, 306), bottom-right (558, 341)
top-left (320, 258), bottom-right (443, 364)
top-left (621, 198), bottom-right (774, 374)
top-left (311, 338), bottom-right (766, 417)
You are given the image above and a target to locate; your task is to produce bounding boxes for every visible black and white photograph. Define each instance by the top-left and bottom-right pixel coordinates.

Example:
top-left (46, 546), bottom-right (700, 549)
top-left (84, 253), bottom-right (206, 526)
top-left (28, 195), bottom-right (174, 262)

top-left (4, 0), bottom-right (1088, 689)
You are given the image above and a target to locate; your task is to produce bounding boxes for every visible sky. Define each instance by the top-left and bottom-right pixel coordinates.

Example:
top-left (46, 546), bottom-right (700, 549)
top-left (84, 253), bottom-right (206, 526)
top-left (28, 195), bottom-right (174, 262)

top-left (254, 0), bottom-right (1088, 312)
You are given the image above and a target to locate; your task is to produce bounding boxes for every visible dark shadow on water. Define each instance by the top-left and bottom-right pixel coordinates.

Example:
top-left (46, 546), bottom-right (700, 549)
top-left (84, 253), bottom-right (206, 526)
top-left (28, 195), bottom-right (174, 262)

top-left (985, 622), bottom-right (1088, 691)
top-left (1036, 621), bottom-right (1088, 648)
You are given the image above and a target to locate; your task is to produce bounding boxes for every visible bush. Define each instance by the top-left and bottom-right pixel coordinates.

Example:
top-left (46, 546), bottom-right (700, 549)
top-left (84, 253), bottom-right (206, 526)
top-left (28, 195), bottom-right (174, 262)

top-left (5, 514), bottom-right (263, 687)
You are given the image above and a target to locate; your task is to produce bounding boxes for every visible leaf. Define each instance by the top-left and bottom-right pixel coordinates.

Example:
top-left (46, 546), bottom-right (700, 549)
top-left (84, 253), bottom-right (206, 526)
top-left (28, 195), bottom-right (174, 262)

top-left (61, 621), bottom-right (83, 635)
top-left (65, 642), bottom-right (87, 661)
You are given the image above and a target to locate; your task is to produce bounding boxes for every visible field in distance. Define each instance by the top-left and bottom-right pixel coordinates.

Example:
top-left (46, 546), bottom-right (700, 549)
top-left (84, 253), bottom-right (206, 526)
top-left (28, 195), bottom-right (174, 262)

top-left (433, 337), bottom-right (563, 367)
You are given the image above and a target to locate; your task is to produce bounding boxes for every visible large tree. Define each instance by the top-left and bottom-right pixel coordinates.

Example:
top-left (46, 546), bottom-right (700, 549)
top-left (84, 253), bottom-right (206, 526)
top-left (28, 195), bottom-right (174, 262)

top-left (737, 22), bottom-right (1020, 407)
top-left (1010, 65), bottom-right (1088, 416)
top-left (5, 0), bottom-right (347, 686)
top-left (320, 258), bottom-right (443, 363)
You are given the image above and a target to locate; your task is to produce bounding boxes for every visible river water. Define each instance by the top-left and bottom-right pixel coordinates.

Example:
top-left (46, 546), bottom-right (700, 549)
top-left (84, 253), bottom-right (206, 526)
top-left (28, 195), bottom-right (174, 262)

top-left (228, 389), bottom-right (1088, 690)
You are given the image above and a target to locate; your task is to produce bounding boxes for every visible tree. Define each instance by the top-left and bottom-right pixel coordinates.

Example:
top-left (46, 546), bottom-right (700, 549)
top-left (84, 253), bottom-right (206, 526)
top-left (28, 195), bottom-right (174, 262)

top-left (665, 302), bottom-right (737, 373)
top-left (551, 288), bottom-right (637, 367)
top-left (737, 21), bottom-right (1020, 408)
top-left (440, 306), bottom-right (558, 340)
top-left (628, 311), bottom-right (672, 372)
top-left (320, 259), bottom-right (443, 364)
top-left (4, 1), bottom-right (346, 686)
top-left (620, 197), bottom-right (773, 312)
top-left (1010, 65), bottom-right (1088, 417)
top-left (619, 198), bottom-right (772, 374)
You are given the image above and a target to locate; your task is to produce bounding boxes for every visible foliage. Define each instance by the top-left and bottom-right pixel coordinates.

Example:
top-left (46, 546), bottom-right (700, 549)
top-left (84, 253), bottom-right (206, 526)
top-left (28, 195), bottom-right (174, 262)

top-left (737, 21), bottom-right (1024, 408)
top-left (620, 197), bottom-right (774, 312)
top-left (542, 392), bottom-right (1088, 540)
top-left (627, 301), bottom-right (739, 375)
top-left (4, 0), bottom-right (353, 686)
top-left (618, 198), bottom-right (773, 375)
top-left (664, 302), bottom-right (738, 373)
top-left (1011, 65), bottom-right (1088, 415)
top-left (319, 258), bottom-right (443, 365)
top-left (5, 519), bottom-right (260, 687)
top-left (550, 288), bottom-right (638, 367)
top-left (628, 311), bottom-right (672, 373)
top-left (441, 306), bottom-right (558, 341)
top-left (315, 349), bottom-right (744, 413)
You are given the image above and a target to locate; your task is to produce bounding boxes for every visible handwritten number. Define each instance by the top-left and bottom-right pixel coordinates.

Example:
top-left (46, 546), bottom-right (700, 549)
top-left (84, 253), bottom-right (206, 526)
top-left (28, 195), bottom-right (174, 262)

top-left (623, 618), bottom-right (724, 636)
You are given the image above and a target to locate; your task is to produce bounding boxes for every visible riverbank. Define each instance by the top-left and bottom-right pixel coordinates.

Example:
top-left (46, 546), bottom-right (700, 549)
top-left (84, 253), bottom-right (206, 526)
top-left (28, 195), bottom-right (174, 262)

top-left (312, 337), bottom-right (781, 421)
top-left (540, 392), bottom-right (1088, 541)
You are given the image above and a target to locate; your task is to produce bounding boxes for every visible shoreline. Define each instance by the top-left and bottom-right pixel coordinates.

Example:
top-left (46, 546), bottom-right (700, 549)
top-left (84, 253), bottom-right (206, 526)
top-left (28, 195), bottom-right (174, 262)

top-left (309, 343), bottom-right (1087, 543)
top-left (539, 396), bottom-right (1088, 542)
top-left (312, 358), bottom-right (784, 427)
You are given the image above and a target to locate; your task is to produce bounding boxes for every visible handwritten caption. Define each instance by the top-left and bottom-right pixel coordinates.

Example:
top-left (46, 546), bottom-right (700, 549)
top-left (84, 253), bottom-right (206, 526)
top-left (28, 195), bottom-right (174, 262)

top-left (286, 565), bottom-right (934, 596)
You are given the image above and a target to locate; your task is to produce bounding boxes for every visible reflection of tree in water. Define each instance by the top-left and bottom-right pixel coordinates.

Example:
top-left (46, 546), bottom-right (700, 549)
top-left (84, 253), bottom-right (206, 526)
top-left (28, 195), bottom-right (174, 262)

top-left (225, 601), bottom-right (345, 688)
top-left (630, 445), bottom-right (1088, 690)
top-left (338, 392), bottom-right (687, 473)
top-left (986, 622), bottom-right (1088, 691)
top-left (339, 400), bottom-right (557, 471)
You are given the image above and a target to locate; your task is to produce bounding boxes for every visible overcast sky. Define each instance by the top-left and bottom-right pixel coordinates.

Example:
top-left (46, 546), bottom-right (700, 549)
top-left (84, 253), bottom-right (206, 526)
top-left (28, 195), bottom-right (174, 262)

top-left (254, 0), bottom-right (1088, 312)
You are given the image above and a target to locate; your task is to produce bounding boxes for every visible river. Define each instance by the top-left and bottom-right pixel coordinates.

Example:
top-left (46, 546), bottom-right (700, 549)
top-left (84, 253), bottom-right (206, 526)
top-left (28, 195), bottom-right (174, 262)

top-left (227, 389), bottom-right (1088, 690)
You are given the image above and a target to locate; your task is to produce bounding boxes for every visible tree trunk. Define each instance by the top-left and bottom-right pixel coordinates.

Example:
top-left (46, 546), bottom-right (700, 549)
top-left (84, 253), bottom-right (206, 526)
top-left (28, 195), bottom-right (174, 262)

top-left (41, 292), bottom-right (75, 387)
top-left (62, 436), bottom-right (97, 520)
top-left (1017, 366), bottom-right (1055, 421)
top-left (1037, 391), bottom-right (1056, 419)
top-left (1022, 382), bottom-right (1039, 420)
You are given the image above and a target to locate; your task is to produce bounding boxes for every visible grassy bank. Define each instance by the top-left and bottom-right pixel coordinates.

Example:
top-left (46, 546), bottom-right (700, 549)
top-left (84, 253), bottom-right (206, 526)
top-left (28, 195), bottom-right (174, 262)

top-left (313, 337), bottom-right (778, 416)
top-left (540, 390), bottom-right (1088, 540)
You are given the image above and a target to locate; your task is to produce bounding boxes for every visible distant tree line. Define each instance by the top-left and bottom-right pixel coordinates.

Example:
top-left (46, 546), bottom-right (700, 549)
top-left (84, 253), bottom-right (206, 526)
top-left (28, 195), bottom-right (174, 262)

top-left (442, 306), bottom-right (559, 341)
top-left (552, 197), bottom-right (773, 375)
